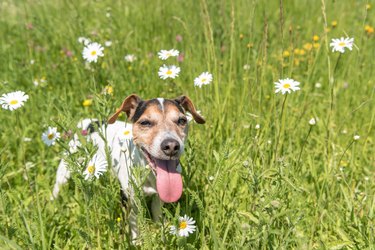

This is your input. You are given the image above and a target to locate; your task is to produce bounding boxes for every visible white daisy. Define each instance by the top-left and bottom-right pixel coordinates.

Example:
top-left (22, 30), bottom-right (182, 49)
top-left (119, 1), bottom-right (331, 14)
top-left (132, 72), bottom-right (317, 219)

top-left (124, 54), bottom-right (137, 63)
top-left (41, 127), bottom-right (61, 146)
top-left (255, 124), bottom-right (260, 129)
top-left (194, 72), bottom-right (213, 88)
top-left (83, 154), bottom-right (107, 180)
top-left (169, 215), bottom-right (196, 237)
top-left (68, 135), bottom-right (82, 154)
top-left (78, 37), bottom-right (91, 45)
top-left (104, 41), bottom-right (112, 47)
top-left (158, 49), bottom-right (179, 60)
top-left (118, 126), bottom-right (133, 142)
top-left (158, 65), bottom-right (181, 80)
top-left (274, 78), bottom-right (300, 95)
top-left (0, 91), bottom-right (29, 111)
top-left (353, 135), bottom-right (360, 140)
top-left (82, 42), bottom-right (104, 63)
top-left (309, 118), bottom-right (317, 125)
top-left (330, 37), bottom-right (354, 53)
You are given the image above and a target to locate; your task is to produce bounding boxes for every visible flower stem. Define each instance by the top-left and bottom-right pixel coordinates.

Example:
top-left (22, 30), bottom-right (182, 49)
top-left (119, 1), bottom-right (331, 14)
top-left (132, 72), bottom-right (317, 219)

top-left (274, 94), bottom-right (288, 163)
top-left (337, 140), bottom-right (355, 168)
top-left (297, 126), bottom-right (313, 168)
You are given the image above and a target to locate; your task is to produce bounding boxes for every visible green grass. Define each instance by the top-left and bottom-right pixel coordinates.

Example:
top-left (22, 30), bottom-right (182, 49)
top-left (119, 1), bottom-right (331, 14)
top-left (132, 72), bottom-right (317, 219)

top-left (0, 0), bottom-right (374, 249)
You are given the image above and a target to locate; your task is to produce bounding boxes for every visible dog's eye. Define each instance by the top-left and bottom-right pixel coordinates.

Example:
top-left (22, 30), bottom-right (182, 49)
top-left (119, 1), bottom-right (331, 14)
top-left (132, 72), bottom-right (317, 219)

top-left (140, 120), bottom-right (152, 127)
top-left (177, 117), bottom-right (187, 126)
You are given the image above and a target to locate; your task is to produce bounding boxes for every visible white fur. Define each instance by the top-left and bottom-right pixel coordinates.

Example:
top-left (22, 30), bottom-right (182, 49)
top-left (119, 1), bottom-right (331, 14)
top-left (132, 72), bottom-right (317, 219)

top-left (157, 97), bottom-right (164, 111)
top-left (147, 131), bottom-right (184, 160)
top-left (51, 120), bottom-right (162, 241)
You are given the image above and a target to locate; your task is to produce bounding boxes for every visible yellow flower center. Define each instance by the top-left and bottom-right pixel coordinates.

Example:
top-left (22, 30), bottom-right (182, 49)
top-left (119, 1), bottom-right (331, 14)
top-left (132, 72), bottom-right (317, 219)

top-left (87, 165), bottom-right (95, 174)
top-left (283, 83), bottom-right (291, 89)
top-left (166, 70), bottom-right (172, 75)
top-left (91, 50), bottom-right (97, 56)
top-left (123, 130), bottom-right (130, 136)
top-left (201, 78), bottom-right (207, 82)
top-left (47, 133), bottom-right (54, 140)
top-left (179, 221), bottom-right (187, 229)
top-left (338, 42), bottom-right (346, 47)
top-left (10, 100), bottom-right (18, 105)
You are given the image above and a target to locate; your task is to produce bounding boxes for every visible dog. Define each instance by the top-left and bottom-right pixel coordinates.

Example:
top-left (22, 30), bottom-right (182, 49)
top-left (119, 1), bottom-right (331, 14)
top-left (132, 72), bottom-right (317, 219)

top-left (51, 94), bottom-right (205, 240)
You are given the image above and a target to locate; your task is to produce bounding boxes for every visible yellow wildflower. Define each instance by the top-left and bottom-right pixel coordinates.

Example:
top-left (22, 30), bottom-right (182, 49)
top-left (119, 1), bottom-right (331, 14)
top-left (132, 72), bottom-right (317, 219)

top-left (313, 35), bottom-right (319, 41)
top-left (331, 20), bottom-right (337, 28)
top-left (303, 43), bottom-right (313, 51)
top-left (103, 85), bottom-right (113, 95)
top-left (313, 43), bottom-right (320, 49)
top-left (294, 49), bottom-right (306, 56)
top-left (366, 4), bottom-right (371, 10)
top-left (282, 50), bottom-right (290, 57)
top-left (365, 25), bottom-right (374, 34)
top-left (239, 33), bottom-right (244, 40)
top-left (83, 99), bottom-right (93, 107)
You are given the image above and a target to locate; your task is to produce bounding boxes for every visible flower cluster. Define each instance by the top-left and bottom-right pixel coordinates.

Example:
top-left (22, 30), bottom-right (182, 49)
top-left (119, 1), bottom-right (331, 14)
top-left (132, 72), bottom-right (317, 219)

top-left (156, 48), bottom-right (213, 87)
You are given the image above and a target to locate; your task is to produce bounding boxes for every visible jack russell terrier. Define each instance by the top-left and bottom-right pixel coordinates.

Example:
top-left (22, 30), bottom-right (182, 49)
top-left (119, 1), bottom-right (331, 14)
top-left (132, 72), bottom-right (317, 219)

top-left (51, 94), bottom-right (205, 240)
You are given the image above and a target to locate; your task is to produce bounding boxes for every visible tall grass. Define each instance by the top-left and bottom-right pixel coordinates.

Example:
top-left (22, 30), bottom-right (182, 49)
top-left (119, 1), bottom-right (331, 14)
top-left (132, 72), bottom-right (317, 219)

top-left (0, 0), bottom-right (374, 249)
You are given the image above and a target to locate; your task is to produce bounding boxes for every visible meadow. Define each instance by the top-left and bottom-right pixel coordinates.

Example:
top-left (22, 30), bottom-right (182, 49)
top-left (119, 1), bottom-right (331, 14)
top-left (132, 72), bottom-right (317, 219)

top-left (0, 0), bottom-right (374, 249)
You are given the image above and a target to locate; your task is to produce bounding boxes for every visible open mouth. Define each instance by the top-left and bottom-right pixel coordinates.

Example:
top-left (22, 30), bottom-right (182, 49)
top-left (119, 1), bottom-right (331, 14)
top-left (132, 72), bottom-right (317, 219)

top-left (141, 147), bottom-right (183, 203)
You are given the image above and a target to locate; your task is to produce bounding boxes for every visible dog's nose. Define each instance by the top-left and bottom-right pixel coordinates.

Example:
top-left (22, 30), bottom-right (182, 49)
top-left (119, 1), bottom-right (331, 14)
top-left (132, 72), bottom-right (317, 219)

top-left (161, 139), bottom-right (180, 157)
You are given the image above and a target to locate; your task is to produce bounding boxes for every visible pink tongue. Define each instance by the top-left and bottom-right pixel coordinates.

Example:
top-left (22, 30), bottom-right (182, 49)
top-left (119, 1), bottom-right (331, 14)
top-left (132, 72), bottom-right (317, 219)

top-left (155, 159), bottom-right (182, 203)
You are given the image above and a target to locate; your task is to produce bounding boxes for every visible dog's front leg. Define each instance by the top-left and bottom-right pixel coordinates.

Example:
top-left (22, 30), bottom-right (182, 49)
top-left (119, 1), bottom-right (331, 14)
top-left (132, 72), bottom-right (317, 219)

top-left (51, 159), bottom-right (71, 200)
top-left (128, 199), bottom-right (139, 242)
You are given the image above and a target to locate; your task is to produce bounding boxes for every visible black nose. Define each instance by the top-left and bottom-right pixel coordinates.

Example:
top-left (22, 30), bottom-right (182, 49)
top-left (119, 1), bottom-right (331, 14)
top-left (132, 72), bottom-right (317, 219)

top-left (161, 139), bottom-right (180, 157)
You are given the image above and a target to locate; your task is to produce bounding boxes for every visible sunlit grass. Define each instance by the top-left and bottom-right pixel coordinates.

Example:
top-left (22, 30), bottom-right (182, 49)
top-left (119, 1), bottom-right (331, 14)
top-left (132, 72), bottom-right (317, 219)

top-left (0, 0), bottom-right (374, 249)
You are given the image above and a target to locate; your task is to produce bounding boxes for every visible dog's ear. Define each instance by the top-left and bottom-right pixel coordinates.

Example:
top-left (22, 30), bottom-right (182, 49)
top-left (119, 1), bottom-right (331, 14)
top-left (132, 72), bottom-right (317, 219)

top-left (108, 94), bottom-right (142, 124)
top-left (174, 96), bottom-right (205, 124)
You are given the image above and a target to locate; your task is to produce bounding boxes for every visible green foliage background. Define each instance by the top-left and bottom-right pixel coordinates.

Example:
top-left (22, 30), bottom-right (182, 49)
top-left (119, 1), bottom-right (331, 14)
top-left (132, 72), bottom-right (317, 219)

top-left (0, 0), bottom-right (374, 249)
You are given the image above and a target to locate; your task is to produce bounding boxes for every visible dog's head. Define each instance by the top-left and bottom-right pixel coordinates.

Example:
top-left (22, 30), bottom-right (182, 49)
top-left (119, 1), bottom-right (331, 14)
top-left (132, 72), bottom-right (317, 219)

top-left (108, 94), bottom-right (205, 203)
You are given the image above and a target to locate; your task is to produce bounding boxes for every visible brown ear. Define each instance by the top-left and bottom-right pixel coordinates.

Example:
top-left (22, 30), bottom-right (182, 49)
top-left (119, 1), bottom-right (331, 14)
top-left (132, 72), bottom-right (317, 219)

top-left (175, 96), bottom-right (205, 124)
top-left (108, 94), bottom-right (142, 124)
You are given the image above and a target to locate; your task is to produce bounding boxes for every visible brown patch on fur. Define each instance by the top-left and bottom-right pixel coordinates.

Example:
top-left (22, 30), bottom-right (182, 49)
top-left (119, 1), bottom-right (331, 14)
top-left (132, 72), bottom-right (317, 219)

top-left (132, 102), bottom-right (187, 158)
top-left (164, 102), bottom-right (187, 139)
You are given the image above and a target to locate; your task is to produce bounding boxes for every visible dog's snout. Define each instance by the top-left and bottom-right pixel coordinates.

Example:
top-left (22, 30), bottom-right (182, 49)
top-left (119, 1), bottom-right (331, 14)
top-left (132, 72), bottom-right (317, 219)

top-left (161, 139), bottom-right (180, 156)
